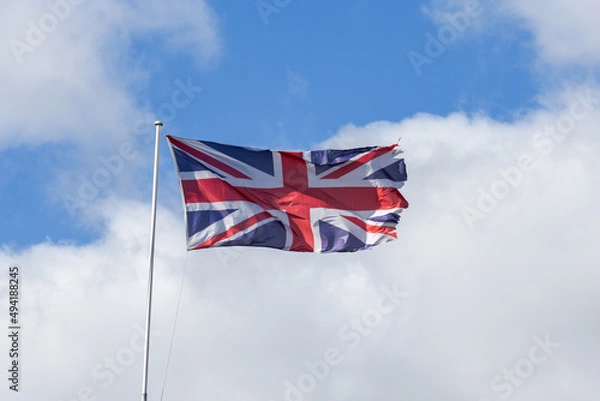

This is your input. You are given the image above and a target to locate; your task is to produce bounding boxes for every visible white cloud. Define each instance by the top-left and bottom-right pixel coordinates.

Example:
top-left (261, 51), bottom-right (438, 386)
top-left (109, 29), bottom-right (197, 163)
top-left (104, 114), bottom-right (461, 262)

top-left (501, 0), bottom-right (600, 65)
top-left (2, 85), bottom-right (599, 400)
top-left (0, 0), bottom-right (221, 149)
top-left (424, 0), bottom-right (600, 66)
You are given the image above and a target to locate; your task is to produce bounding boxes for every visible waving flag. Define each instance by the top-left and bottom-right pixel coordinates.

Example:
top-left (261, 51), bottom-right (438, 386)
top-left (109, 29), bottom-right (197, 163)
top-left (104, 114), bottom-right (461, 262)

top-left (166, 135), bottom-right (408, 252)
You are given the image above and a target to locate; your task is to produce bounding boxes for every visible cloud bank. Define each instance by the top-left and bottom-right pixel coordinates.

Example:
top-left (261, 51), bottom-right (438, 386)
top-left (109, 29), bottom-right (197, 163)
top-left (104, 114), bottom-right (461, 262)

top-left (0, 0), bottom-right (221, 148)
top-left (2, 83), bottom-right (599, 400)
top-left (2, 1), bottom-right (599, 400)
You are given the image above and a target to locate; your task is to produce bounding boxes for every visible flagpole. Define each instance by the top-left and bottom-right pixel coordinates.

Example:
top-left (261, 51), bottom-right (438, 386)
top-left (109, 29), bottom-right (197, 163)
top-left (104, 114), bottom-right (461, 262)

top-left (141, 120), bottom-right (163, 401)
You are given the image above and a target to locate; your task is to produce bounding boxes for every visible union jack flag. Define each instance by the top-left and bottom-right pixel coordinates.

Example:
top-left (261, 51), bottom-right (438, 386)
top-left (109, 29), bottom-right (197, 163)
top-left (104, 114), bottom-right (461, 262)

top-left (166, 135), bottom-right (409, 252)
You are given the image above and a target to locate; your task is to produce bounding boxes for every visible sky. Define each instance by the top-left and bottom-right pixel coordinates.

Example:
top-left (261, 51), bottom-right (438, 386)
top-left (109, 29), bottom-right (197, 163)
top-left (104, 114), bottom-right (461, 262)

top-left (0, 0), bottom-right (599, 400)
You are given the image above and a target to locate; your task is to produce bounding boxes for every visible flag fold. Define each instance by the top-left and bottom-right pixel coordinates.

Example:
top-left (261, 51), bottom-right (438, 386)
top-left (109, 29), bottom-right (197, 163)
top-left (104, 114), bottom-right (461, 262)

top-left (166, 135), bottom-right (409, 253)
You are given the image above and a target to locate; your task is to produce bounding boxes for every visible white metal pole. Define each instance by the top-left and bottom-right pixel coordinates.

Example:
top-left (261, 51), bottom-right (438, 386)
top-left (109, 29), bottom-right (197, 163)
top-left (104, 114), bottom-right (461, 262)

top-left (141, 120), bottom-right (163, 401)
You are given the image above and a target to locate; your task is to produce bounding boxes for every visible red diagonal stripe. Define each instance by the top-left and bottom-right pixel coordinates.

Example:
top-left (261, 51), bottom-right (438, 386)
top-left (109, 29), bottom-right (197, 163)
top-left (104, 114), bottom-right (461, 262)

top-left (191, 211), bottom-right (274, 249)
top-left (342, 215), bottom-right (398, 238)
top-left (168, 135), bottom-right (251, 179)
top-left (322, 145), bottom-right (396, 179)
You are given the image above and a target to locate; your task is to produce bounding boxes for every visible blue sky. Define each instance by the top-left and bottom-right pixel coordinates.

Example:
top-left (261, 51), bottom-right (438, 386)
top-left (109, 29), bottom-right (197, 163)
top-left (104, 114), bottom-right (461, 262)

top-left (1, 1), bottom-right (600, 401)
top-left (0, 1), bottom-right (545, 248)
